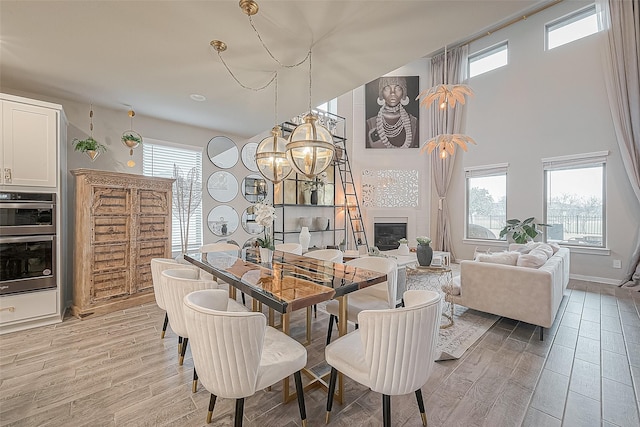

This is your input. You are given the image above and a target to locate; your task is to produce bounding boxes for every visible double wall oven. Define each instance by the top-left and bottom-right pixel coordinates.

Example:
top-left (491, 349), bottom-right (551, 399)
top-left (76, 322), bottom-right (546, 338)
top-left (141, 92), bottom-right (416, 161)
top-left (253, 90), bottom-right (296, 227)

top-left (0, 192), bottom-right (57, 295)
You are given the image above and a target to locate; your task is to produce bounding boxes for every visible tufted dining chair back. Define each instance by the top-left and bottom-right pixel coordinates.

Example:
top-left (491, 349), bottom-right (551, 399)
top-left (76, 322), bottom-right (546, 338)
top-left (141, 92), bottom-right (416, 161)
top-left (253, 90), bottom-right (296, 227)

top-left (161, 268), bottom-right (218, 346)
top-left (184, 289), bottom-right (308, 426)
top-left (359, 289), bottom-right (441, 395)
top-left (324, 290), bottom-right (441, 426)
top-left (346, 256), bottom-right (398, 309)
top-left (303, 248), bottom-right (343, 264)
top-left (274, 242), bottom-right (303, 255)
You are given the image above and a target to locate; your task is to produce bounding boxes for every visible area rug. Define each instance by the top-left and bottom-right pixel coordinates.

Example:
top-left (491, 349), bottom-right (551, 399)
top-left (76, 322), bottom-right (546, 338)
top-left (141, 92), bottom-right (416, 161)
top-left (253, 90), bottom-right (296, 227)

top-left (406, 264), bottom-right (499, 361)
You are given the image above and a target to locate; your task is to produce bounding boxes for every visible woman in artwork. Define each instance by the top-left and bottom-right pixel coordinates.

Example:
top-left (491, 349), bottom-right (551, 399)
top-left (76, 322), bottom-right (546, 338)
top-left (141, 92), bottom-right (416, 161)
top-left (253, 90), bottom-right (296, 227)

top-left (366, 76), bottom-right (419, 149)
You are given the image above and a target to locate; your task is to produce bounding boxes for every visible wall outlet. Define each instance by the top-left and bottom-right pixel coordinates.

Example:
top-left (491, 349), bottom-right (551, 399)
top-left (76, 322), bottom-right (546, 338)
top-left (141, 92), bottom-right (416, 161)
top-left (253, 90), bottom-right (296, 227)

top-left (613, 259), bottom-right (622, 269)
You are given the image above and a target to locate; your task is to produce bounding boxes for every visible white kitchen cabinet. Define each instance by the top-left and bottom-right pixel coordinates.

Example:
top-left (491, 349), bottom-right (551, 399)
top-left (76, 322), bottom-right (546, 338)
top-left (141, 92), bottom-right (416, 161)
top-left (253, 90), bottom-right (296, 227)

top-left (1, 95), bottom-right (60, 188)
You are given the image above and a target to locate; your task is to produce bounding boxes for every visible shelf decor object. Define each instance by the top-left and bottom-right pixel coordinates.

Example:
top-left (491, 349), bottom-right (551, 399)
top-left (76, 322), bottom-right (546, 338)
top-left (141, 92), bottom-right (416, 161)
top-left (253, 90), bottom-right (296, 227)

top-left (299, 226), bottom-right (311, 252)
top-left (121, 109), bottom-right (142, 168)
top-left (72, 103), bottom-right (106, 161)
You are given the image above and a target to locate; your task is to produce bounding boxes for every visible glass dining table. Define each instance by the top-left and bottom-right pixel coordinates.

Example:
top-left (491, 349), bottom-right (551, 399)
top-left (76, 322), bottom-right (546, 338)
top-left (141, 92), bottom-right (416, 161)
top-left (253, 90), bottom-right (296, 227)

top-left (184, 247), bottom-right (388, 404)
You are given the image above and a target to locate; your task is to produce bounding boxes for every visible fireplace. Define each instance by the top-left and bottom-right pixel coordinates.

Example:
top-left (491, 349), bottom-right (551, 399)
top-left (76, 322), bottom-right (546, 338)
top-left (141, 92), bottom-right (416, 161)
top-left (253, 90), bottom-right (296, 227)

top-left (374, 223), bottom-right (407, 251)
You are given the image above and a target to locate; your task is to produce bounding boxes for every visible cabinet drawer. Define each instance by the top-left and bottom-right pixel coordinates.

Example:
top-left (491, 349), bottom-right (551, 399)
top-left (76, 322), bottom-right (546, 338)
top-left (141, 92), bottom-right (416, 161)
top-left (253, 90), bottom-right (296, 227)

top-left (92, 187), bottom-right (130, 215)
top-left (93, 216), bottom-right (129, 243)
top-left (93, 243), bottom-right (129, 271)
top-left (91, 270), bottom-right (128, 301)
top-left (0, 290), bottom-right (57, 325)
top-left (137, 216), bottom-right (169, 240)
top-left (139, 190), bottom-right (169, 215)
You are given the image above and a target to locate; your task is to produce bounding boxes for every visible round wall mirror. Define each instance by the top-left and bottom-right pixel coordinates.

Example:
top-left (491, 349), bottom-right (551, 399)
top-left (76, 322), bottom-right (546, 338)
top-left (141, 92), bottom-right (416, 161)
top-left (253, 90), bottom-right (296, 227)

top-left (208, 136), bottom-right (239, 168)
top-left (243, 237), bottom-right (259, 249)
top-left (241, 206), bottom-right (264, 235)
top-left (241, 142), bottom-right (258, 172)
top-left (207, 171), bottom-right (238, 203)
top-left (216, 238), bottom-right (239, 246)
top-left (241, 174), bottom-right (268, 203)
top-left (208, 205), bottom-right (239, 236)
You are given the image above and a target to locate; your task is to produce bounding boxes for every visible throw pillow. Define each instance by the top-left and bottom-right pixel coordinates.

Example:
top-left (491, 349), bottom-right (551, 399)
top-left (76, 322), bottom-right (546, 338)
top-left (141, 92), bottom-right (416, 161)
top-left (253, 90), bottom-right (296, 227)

top-left (476, 251), bottom-right (519, 266)
top-left (548, 242), bottom-right (561, 254)
top-left (517, 249), bottom-right (548, 268)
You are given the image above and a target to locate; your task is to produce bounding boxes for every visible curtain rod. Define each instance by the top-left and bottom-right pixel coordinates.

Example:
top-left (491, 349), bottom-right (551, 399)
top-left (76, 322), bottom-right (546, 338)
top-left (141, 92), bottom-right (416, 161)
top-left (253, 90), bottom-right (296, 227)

top-left (440, 0), bottom-right (563, 53)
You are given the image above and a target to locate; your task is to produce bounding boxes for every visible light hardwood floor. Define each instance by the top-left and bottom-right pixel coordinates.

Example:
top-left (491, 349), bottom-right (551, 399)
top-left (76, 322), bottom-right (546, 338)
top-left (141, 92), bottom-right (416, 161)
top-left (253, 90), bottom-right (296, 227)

top-left (1, 279), bottom-right (639, 426)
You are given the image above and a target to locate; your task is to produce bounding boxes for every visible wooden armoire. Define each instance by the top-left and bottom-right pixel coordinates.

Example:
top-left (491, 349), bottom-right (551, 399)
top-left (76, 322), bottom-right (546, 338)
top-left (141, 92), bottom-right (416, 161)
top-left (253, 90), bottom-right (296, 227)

top-left (71, 169), bottom-right (174, 318)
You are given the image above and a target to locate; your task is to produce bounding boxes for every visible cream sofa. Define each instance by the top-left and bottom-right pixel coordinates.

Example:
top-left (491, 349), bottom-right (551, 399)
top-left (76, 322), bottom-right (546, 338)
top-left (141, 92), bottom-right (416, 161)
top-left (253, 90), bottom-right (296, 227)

top-left (449, 243), bottom-right (570, 340)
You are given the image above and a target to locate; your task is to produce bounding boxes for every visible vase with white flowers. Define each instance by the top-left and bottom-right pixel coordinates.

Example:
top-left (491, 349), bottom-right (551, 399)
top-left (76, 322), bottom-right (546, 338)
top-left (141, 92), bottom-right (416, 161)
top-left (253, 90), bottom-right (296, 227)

top-left (253, 200), bottom-right (276, 263)
top-left (416, 236), bottom-right (433, 266)
top-left (303, 172), bottom-right (328, 205)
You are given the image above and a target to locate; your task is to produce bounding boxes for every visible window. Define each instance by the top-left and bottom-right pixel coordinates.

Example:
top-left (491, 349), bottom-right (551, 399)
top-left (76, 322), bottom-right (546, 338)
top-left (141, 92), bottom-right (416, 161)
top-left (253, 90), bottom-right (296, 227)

top-left (143, 139), bottom-right (203, 254)
top-left (469, 42), bottom-right (508, 78)
top-left (546, 5), bottom-right (601, 50)
top-left (465, 164), bottom-right (508, 240)
top-left (317, 98), bottom-right (337, 115)
top-left (543, 152), bottom-right (607, 248)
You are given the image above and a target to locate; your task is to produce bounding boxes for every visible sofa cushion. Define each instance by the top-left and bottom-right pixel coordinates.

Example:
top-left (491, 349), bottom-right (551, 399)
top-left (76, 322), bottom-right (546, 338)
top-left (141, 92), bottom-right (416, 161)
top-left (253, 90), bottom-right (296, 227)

top-left (548, 242), bottom-right (561, 254)
top-left (515, 242), bottom-right (554, 257)
top-left (517, 248), bottom-right (548, 268)
top-left (476, 251), bottom-right (519, 266)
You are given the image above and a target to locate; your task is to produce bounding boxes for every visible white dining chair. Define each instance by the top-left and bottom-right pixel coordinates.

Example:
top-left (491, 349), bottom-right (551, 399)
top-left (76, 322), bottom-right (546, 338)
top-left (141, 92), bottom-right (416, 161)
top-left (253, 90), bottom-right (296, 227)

top-left (161, 268), bottom-right (248, 393)
top-left (184, 289), bottom-right (308, 426)
top-left (150, 258), bottom-right (200, 339)
top-left (324, 256), bottom-right (398, 344)
top-left (303, 248), bottom-right (343, 264)
top-left (274, 242), bottom-right (303, 255)
top-left (325, 290), bottom-right (441, 426)
top-left (199, 242), bottom-right (245, 305)
top-left (303, 249), bottom-right (344, 318)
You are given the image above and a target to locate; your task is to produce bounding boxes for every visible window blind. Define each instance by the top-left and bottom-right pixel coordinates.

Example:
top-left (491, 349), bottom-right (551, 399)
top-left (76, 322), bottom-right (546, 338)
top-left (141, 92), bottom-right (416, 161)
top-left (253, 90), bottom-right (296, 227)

top-left (143, 140), bottom-right (203, 253)
top-left (542, 151), bottom-right (608, 171)
top-left (465, 163), bottom-right (509, 178)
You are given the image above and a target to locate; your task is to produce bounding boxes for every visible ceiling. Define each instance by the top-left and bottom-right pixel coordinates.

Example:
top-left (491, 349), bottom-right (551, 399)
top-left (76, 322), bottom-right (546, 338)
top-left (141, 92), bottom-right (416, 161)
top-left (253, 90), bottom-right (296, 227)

top-left (0, 0), bottom-right (545, 138)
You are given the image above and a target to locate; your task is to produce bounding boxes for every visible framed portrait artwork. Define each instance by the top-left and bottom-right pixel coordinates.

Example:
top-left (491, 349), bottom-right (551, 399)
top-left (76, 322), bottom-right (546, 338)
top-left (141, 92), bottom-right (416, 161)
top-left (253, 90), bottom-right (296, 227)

top-left (365, 75), bottom-right (420, 149)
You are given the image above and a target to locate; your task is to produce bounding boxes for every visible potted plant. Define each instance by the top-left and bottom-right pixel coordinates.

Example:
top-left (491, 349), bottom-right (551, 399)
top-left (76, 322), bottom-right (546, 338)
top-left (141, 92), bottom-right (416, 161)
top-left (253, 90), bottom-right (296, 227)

top-left (253, 200), bottom-right (276, 263)
top-left (416, 236), bottom-right (432, 266)
top-left (397, 238), bottom-right (410, 256)
top-left (72, 137), bottom-right (107, 161)
top-left (121, 131), bottom-right (142, 149)
top-left (499, 217), bottom-right (549, 244)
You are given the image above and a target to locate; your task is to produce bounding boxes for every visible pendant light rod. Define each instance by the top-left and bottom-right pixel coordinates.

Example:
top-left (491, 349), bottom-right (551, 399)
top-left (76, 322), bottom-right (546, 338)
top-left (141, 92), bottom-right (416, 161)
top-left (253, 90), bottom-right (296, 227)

top-left (240, 0), bottom-right (311, 69)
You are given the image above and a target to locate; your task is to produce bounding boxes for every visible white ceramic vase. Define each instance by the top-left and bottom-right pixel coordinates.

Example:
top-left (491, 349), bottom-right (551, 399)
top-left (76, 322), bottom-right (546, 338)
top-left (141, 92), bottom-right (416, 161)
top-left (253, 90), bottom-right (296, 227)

top-left (398, 243), bottom-right (410, 256)
top-left (259, 247), bottom-right (273, 264)
top-left (299, 226), bottom-right (311, 252)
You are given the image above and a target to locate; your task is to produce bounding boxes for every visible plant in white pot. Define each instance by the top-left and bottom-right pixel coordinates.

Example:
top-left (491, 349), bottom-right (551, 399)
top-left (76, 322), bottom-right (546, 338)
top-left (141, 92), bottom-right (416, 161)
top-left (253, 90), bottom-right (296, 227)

top-left (253, 200), bottom-right (276, 263)
top-left (499, 217), bottom-right (549, 244)
top-left (416, 236), bottom-right (433, 266)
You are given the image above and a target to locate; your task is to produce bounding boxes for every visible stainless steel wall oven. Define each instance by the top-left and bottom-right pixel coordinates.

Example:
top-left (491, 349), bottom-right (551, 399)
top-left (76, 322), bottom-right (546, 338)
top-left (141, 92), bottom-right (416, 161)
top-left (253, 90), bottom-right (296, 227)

top-left (0, 192), bottom-right (57, 295)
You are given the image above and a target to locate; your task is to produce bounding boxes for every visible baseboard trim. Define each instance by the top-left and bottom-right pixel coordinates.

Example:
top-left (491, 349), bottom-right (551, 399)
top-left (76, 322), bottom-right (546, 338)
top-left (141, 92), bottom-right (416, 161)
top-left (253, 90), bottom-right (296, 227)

top-left (569, 273), bottom-right (624, 286)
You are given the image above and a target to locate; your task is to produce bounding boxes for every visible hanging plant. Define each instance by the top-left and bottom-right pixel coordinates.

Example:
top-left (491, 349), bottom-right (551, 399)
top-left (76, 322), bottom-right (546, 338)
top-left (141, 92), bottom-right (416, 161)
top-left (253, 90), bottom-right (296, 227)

top-left (121, 131), bottom-right (142, 149)
top-left (72, 137), bottom-right (107, 161)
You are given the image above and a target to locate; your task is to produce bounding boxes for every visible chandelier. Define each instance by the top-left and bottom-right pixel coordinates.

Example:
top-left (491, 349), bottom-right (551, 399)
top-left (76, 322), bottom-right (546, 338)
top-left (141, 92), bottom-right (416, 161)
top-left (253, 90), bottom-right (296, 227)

top-left (210, 0), bottom-right (334, 182)
top-left (417, 46), bottom-right (476, 159)
top-left (255, 75), bottom-right (293, 183)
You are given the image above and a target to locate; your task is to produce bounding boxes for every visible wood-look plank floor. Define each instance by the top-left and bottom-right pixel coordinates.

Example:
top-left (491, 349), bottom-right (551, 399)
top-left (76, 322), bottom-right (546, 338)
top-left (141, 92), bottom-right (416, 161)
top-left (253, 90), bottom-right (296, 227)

top-left (1, 279), bottom-right (639, 426)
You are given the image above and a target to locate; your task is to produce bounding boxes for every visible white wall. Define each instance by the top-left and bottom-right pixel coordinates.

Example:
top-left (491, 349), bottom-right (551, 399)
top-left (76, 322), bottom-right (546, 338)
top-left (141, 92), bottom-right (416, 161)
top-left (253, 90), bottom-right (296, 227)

top-left (449, 1), bottom-right (639, 284)
top-left (341, 58), bottom-right (432, 247)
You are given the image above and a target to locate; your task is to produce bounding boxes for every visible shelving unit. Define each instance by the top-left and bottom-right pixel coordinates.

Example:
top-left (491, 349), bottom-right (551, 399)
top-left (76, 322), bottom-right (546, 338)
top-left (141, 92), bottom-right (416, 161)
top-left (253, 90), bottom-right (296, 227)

top-left (273, 111), bottom-right (348, 250)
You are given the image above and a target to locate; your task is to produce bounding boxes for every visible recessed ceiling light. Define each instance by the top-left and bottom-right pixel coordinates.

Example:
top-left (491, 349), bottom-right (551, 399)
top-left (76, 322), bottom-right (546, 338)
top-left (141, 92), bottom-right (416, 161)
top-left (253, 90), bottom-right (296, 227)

top-left (190, 94), bottom-right (206, 102)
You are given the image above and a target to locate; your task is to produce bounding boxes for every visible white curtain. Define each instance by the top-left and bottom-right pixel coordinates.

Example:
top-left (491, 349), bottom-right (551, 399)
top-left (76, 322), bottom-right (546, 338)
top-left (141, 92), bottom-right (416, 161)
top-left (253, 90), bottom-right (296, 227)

top-left (428, 45), bottom-right (470, 259)
top-left (598, 0), bottom-right (640, 288)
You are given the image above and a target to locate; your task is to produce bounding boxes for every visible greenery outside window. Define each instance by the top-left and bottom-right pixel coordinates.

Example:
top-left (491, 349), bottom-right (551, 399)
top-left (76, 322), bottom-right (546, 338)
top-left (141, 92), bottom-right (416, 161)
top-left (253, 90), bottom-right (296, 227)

top-left (543, 152), bottom-right (607, 248)
top-left (465, 164), bottom-right (508, 240)
top-left (143, 139), bottom-right (203, 253)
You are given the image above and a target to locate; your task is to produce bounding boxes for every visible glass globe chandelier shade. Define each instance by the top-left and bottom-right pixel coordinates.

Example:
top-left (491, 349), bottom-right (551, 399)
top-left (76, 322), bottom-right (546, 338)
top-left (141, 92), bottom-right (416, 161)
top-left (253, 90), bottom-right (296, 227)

top-left (286, 113), bottom-right (335, 179)
top-left (255, 125), bottom-right (293, 184)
